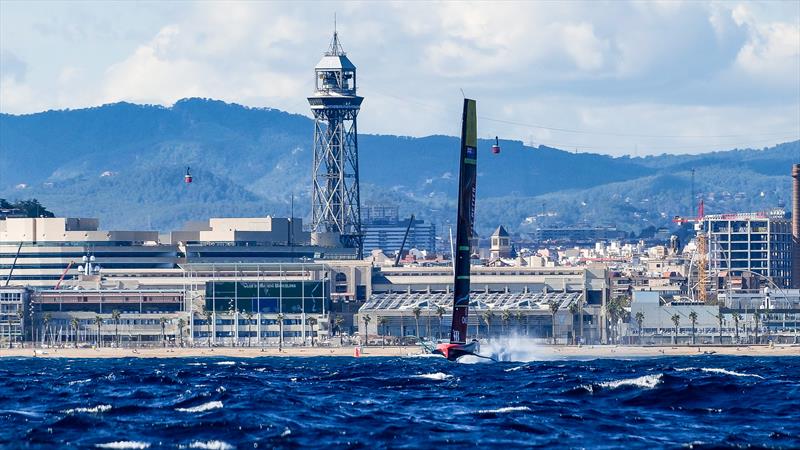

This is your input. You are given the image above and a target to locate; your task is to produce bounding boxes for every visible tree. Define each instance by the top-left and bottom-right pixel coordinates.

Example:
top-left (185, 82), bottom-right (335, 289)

top-left (412, 306), bottom-right (421, 340)
top-left (568, 302), bottom-right (580, 345)
top-left (635, 311), bottom-right (645, 345)
top-left (159, 317), bottom-right (167, 347)
top-left (377, 315), bottom-right (387, 347)
top-left (513, 311), bottom-right (525, 335)
top-left (42, 312), bottom-right (52, 347)
top-left (69, 317), bottom-right (78, 348)
top-left (203, 309), bottom-right (213, 347)
top-left (671, 314), bottom-right (681, 345)
top-left (0, 198), bottom-right (55, 218)
top-left (94, 315), bottom-right (103, 347)
top-left (436, 306), bottom-right (446, 340)
top-left (482, 308), bottom-right (495, 338)
top-left (753, 310), bottom-right (761, 344)
top-left (277, 313), bottom-right (285, 351)
top-left (245, 311), bottom-right (254, 347)
top-left (732, 312), bottom-right (741, 343)
top-left (501, 310), bottom-right (511, 336)
top-left (715, 309), bottom-right (724, 344)
top-left (688, 311), bottom-right (698, 345)
top-left (111, 309), bottom-right (121, 347)
top-left (362, 314), bottom-right (371, 347)
top-left (307, 316), bottom-right (318, 346)
top-left (177, 318), bottom-right (186, 347)
top-left (549, 301), bottom-right (560, 345)
top-left (334, 315), bottom-right (345, 346)
top-left (17, 309), bottom-right (24, 347)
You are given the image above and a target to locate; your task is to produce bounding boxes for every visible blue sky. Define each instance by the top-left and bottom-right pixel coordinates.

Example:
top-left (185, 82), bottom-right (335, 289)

top-left (1, 1), bottom-right (798, 156)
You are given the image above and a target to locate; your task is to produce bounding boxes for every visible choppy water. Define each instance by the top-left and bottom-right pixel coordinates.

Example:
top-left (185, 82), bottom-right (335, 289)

top-left (1, 355), bottom-right (799, 448)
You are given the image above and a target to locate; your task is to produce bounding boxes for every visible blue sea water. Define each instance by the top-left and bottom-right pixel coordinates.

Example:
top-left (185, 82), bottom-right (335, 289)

top-left (0, 355), bottom-right (799, 449)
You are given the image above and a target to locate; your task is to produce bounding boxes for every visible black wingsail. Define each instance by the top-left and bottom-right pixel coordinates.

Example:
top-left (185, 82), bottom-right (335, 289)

top-left (450, 98), bottom-right (477, 345)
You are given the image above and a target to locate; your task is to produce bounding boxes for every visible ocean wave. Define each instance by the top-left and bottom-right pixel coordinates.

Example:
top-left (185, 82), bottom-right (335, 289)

top-left (68, 378), bottom-right (92, 386)
top-left (95, 441), bottom-right (150, 449)
top-left (413, 372), bottom-right (452, 380)
top-left (477, 406), bottom-right (531, 414)
top-left (504, 365), bottom-right (525, 372)
top-left (63, 404), bottom-right (112, 414)
top-left (175, 401), bottom-right (223, 413)
top-left (188, 440), bottom-right (233, 450)
top-left (598, 374), bottom-right (663, 390)
top-left (675, 367), bottom-right (764, 379)
top-left (215, 361), bottom-right (236, 366)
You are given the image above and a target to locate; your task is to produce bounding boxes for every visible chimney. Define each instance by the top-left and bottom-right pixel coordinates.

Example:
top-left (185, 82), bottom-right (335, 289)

top-left (793, 164), bottom-right (800, 288)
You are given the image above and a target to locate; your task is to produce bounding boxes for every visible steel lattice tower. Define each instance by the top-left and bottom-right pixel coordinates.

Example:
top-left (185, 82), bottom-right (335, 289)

top-left (308, 30), bottom-right (364, 257)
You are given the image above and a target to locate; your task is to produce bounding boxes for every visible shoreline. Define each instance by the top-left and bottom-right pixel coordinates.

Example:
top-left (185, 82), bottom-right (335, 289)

top-left (0, 344), bottom-right (797, 359)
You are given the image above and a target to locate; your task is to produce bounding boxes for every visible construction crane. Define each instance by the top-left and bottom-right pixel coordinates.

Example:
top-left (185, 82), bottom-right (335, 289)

top-left (673, 200), bottom-right (708, 303)
top-left (3, 242), bottom-right (23, 287)
top-left (54, 261), bottom-right (75, 290)
top-left (394, 214), bottom-right (416, 267)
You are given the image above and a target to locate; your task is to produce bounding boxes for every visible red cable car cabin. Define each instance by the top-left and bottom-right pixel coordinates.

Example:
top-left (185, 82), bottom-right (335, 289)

top-left (184, 167), bottom-right (193, 184)
top-left (491, 136), bottom-right (501, 154)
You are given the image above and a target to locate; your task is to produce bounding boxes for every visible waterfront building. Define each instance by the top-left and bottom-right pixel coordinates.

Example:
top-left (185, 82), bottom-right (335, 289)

top-left (362, 206), bottom-right (436, 255)
top-left (704, 210), bottom-right (793, 289)
top-left (0, 286), bottom-right (28, 345)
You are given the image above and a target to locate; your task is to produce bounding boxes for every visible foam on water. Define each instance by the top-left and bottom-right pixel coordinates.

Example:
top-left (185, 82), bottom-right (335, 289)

top-left (477, 406), bottom-right (531, 414)
top-left (412, 372), bottom-right (452, 381)
top-left (478, 336), bottom-right (549, 362)
top-left (95, 441), bottom-right (150, 449)
top-left (188, 441), bottom-right (234, 450)
top-left (175, 401), bottom-right (223, 413)
top-left (68, 378), bottom-right (92, 386)
top-left (214, 361), bottom-right (235, 366)
top-left (675, 367), bottom-right (764, 379)
top-left (63, 404), bottom-right (112, 414)
top-left (598, 374), bottom-right (663, 390)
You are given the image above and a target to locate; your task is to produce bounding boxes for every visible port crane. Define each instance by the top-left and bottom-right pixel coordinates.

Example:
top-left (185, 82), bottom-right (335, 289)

top-left (673, 200), bottom-right (708, 303)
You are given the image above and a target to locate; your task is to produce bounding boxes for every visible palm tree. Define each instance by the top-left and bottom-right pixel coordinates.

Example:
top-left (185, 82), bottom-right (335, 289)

top-left (635, 311), bottom-right (645, 345)
top-left (377, 315), bottom-right (388, 347)
top-left (412, 307), bottom-right (421, 340)
top-left (111, 309), bottom-right (121, 347)
top-left (94, 315), bottom-right (103, 347)
top-left (70, 318), bottom-right (79, 348)
top-left (513, 311), bottom-right (524, 336)
top-left (362, 314), bottom-right (371, 347)
top-left (501, 310), bottom-right (511, 336)
top-left (753, 310), bottom-right (761, 344)
top-left (42, 312), bottom-right (52, 347)
top-left (277, 313), bottom-right (285, 351)
top-left (159, 317), bottom-right (167, 347)
top-left (177, 318), bottom-right (186, 347)
top-left (334, 315), bottom-right (345, 346)
top-left (307, 316), bottom-right (318, 346)
top-left (732, 312), bottom-right (741, 343)
top-left (549, 301), bottom-right (560, 345)
top-left (482, 308), bottom-right (495, 338)
top-left (17, 309), bottom-right (24, 347)
top-left (688, 311), bottom-right (698, 345)
top-left (245, 311), bottom-right (254, 347)
top-left (203, 309), bottom-right (213, 347)
top-left (715, 309), bottom-right (724, 344)
top-left (568, 302), bottom-right (580, 345)
top-left (435, 306), bottom-right (446, 340)
top-left (671, 314), bottom-right (681, 345)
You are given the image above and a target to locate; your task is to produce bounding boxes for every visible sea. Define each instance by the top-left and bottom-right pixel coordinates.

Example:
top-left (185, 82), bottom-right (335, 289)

top-left (1, 354), bottom-right (799, 449)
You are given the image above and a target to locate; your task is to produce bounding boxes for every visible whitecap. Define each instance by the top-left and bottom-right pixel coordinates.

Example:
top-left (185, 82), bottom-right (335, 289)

top-left (477, 406), bottom-right (531, 414)
top-left (187, 363), bottom-right (205, 366)
top-left (63, 404), bottom-right (112, 414)
top-left (175, 401), bottom-right (223, 413)
top-left (215, 361), bottom-right (235, 366)
top-left (95, 441), bottom-right (150, 449)
top-left (599, 374), bottom-right (662, 390)
top-left (281, 427), bottom-right (292, 437)
top-left (188, 441), bottom-right (233, 450)
top-left (68, 378), bottom-right (92, 386)
top-left (412, 372), bottom-right (452, 380)
top-left (504, 366), bottom-right (525, 372)
top-left (700, 368), bottom-right (763, 379)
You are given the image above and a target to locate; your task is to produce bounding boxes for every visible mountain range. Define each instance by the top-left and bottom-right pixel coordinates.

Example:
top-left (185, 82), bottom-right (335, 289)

top-left (1, 98), bottom-right (798, 238)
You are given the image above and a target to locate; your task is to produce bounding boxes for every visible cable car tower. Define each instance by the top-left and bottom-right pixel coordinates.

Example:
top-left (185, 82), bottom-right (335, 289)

top-left (308, 29), bottom-right (364, 257)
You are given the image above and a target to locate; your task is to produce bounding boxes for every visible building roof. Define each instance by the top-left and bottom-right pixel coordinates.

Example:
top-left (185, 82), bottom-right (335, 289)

top-left (360, 291), bottom-right (581, 312)
top-left (492, 225), bottom-right (509, 237)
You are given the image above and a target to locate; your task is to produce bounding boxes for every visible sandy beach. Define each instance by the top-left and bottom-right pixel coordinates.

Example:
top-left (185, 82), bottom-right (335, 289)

top-left (0, 344), bottom-right (797, 359)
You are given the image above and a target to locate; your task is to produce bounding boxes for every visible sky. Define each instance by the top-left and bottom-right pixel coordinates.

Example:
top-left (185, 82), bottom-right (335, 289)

top-left (1, 0), bottom-right (799, 156)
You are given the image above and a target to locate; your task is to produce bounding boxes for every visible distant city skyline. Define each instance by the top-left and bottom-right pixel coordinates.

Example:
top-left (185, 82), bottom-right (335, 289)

top-left (1, 0), bottom-right (798, 156)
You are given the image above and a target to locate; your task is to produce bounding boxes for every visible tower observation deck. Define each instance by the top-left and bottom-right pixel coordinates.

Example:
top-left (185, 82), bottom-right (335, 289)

top-left (308, 30), bottom-right (364, 257)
